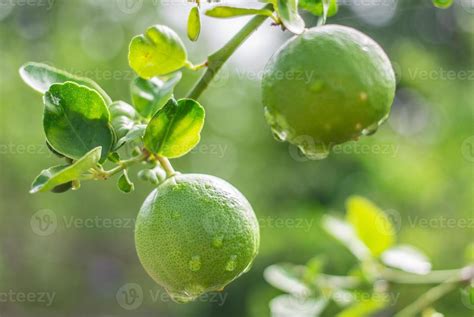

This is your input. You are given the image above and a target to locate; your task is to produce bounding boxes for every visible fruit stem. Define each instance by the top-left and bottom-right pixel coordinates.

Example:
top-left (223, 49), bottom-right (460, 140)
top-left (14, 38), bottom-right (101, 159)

top-left (157, 156), bottom-right (176, 178)
top-left (186, 4), bottom-right (274, 100)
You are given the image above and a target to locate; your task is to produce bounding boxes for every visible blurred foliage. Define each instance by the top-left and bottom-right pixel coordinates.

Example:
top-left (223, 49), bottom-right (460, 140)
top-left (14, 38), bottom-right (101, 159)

top-left (0, 0), bottom-right (473, 316)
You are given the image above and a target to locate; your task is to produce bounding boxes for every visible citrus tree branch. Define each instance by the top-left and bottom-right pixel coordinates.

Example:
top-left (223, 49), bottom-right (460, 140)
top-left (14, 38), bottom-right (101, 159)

top-left (394, 266), bottom-right (474, 317)
top-left (187, 4), bottom-right (274, 100)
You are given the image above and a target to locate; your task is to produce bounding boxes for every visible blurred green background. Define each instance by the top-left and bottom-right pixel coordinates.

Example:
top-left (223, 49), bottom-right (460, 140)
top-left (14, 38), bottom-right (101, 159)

top-left (0, 0), bottom-right (473, 316)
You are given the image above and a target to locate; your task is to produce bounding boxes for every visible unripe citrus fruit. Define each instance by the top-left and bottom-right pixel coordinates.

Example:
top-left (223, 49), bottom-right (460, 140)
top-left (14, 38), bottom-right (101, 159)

top-left (262, 24), bottom-right (396, 159)
top-left (135, 173), bottom-right (260, 303)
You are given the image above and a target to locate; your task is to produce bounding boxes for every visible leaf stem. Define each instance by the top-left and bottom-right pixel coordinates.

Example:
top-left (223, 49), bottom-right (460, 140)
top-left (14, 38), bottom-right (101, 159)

top-left (100, 152), bottom-right (148, 179)
top-left (187, 4), bottom-right (274, 100)
top-left (381, 267), bottom-right (467, 284)
top-left (394, 266), bottom-right (474, 317)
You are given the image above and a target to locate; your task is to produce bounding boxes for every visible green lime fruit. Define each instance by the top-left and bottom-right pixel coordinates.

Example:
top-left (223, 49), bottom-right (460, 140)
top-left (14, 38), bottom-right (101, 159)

top-left (135, 173), bottom-right (260, 303)
top-left (262, 24), bottom-right (396, 159)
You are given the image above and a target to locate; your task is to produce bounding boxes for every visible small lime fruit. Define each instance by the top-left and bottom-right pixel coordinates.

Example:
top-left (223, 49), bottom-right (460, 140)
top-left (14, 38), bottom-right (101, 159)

top-left (135, 173), bottom-right (260, 303)
top-left (262, 24), bottom-right (396, 159)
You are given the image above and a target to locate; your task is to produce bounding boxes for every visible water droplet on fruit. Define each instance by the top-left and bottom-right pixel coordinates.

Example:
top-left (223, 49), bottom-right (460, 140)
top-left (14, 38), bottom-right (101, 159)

top-left (189, 256), bottom-right (202, 272)
top-left (212, 235), bottom-right (224, 248)
top-left (167, 290), bottom-right (196, 303)
top-left (298, 143), bottom-right (330, 160)
top-left (310, 80), bottom-right (325, 93)
top-left (225, 255), bottom-right (238, 272)
top-left (362, 123), bottom-right (379, 136)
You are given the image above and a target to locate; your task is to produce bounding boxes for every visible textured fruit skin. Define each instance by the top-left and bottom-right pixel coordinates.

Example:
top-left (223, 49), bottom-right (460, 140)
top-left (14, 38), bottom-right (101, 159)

top-left (135, 173), bottom-right (260, 302)
top-left (262, 24), bottom-right (396, 159)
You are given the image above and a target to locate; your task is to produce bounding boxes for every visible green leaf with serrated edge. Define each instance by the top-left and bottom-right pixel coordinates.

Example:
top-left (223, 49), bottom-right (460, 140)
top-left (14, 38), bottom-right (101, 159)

top-left (117, 170), bottom-right (134, 193)
top-left (275, 0), bottom-right (305, 34)
top-left (115, 124), bottom-right (147, 150)
top-left (337, 295), bottom-right (388, 317)
top-left (130, 72), bottom-right (182, 119)
top-left (144, 98), bottom-right (205, 158)
top-left (299, 0), bottom-right (338, 17)
top-left (44, 82), bottom-right (114, 162)
top-left (264, 264), bottom-right (310, 296)
top-left (129, 25), bottom-right (188, 79)
top-left (188, 7), bottom-right (201, 42)
top-left (205, 6), bottom-right (274, 18)
top-left (19, 62), bottom-right (112, 105)
top-left (109, 101), bottom-right (139, 140)
top-left (30, 147), bottom-right (101, 194)
top-left (346, 196), bottom-right (396, 257)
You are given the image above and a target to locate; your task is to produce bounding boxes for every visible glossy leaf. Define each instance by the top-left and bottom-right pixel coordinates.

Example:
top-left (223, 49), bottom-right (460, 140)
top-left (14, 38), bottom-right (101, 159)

top-left (322, 215), bottom-right (370, 260)
top-left (30, 147), bottom-right (101, 193)
top-left (144, 98), bottom-right (205, 158)
top-left (43, 82), bottom-right (114, 162)
top-left (187, 7), bottom-right (201, 42)
top-left (109, 101), bottom-right (139, 140)
top-left (346, 196), bottom-right (396, 257)
top-left (130, 72), bottom-right (182, 119)
top-left (129, 25), bottom-right (188, 79)
top-left (270, 295), bottom-right (327, 317)
top-left (205, 6), bottom-right (274, 18)
top-left (118, 170), bottom-right (134, 193)
top-left (275, 0), bottom-right (305, 34)
top-left (381, 245), bottom-right (432, 275)
top-left (19, 62), bottom-right (112, 104)
top-left (263, 264), bottom-right (310, 296)
top-left (299, 0), bottom-right (338, 17)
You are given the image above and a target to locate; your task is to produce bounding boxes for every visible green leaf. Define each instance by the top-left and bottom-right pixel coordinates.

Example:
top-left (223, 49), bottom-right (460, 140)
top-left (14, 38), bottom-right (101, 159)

top-left (118, 170), bottom-right (134, 193)
top-left (187, 7), bottom-right (201, 42)
top-left (270, 295), bottom-right (327, 317)
top-left (30, 147), bottom-right (101, 194)
top-left (322, 215), bottom-right (370, 260)
top-left (381, 245), bottom-right (432, 275)
top-left (129, 25), bottom-right (188, 79)
top-left (205, 6), bottom-right (274, 18)
top-left (275, 0), bottom-right (305, 34)
top-left (337, 295), bottom-right (387, 317)
top-left (299, 0), bottom-right (338, 17)
top-left (130, 72), bottom-right (182, 119)
top-left (43, 82), bottom-right (114, 162)
top-left (432, 0), bottom-right (453, 9)
top-left (346, 196), bottom-right (396, 257)
top-left (19, 62), bottom-right (112, 105)
top-left (144, 98), bottom-right (205, 158)
top-left (263, 264), bottom-right (310, 296)
top-left (108, 152), bottom-right (121, 163)
top-left (109, 101), bottom-right (139, 140)
top-left (116, 124), bottom-right (147, 150)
